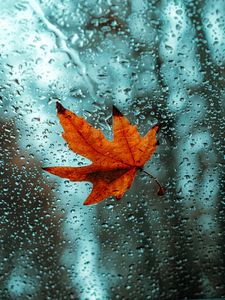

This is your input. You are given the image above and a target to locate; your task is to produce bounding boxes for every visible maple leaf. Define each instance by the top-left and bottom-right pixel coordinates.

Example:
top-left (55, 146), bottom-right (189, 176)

top-left (43, 102), bottom-right (160, 205)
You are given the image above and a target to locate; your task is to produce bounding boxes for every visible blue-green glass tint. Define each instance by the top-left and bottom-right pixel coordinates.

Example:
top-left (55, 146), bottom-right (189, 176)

top-left (1, 0), bottom-right (224, 299)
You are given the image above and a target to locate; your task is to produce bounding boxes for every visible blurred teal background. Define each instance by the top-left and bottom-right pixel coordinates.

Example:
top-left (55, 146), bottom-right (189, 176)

top-left (0, 0), bottom-right (224, 299)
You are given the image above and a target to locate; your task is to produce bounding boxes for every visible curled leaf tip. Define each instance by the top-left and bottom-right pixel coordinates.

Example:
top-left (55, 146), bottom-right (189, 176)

top-left (152, 124), bottom-right (160, 133)
top-left (84, 200), bottom-right (92, 206)
top-left (113, 105), bottom-right (123, 117)
top-left (56, 101), bottom-right (65, 114)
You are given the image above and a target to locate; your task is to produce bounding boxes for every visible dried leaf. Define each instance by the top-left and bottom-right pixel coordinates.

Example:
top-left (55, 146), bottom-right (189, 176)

top-left (43, 103), bottom-right (160, 205)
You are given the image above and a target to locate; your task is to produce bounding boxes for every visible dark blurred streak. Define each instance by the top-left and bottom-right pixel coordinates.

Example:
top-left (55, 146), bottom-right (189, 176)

top-left (0, 119), bottom-right (78, 299)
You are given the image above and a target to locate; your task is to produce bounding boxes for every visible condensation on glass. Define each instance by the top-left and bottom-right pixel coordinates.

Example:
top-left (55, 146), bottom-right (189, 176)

top-left (0, 0), bottom-right (224, 299)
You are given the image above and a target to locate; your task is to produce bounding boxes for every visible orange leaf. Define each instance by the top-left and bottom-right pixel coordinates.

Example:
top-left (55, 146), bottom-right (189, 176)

top-left (43, 103), bottom-right (160, 205)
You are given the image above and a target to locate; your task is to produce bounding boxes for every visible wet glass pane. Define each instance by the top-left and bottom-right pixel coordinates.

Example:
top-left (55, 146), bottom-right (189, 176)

top-left (1, 0), bottom-right (224, 299)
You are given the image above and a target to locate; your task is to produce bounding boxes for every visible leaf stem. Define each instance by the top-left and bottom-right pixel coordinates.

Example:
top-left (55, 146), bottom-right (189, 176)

top-left (140, 168), bottom-right (166, 196)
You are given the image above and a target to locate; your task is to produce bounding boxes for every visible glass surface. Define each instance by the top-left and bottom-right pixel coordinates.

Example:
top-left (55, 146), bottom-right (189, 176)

top-left (1, 0), bottom-right (224, 299)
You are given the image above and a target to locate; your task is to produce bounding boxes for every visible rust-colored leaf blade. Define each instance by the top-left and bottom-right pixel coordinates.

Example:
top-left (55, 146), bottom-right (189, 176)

top-left (84, 168), bottom-right (137, 205)
top-left (43, 165), bottom-right (95, 182)
top-left (44, 103), bottom-right (162, 205)
top-left (135, 124), bottom-right (160, 166)
top-left (56, 102), bottom-right (127, 169)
